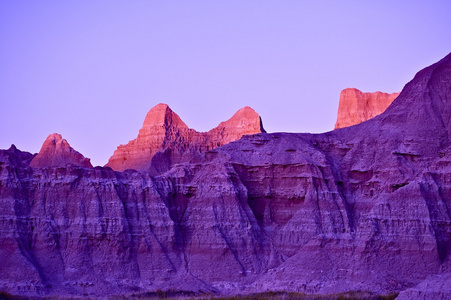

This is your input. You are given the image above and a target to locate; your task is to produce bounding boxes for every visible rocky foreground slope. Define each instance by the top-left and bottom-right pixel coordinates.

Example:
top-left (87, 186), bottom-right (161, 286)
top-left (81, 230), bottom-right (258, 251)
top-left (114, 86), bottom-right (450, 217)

top-left (334, 88), bottom-right (399, 129)
top-left (1, 53), bottom-right (451, 298)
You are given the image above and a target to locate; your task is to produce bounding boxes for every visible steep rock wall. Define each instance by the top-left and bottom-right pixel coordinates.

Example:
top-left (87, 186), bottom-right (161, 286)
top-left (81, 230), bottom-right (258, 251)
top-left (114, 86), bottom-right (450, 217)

top-left (334, 88), bottom-right (399, 129)
top-left (1, 53), bottom-right (451, 297)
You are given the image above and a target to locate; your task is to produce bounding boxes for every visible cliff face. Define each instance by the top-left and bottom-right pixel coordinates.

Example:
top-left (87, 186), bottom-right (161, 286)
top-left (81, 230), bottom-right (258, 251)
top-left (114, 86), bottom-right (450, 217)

top-left (1, 53), bottom-right (451, 298)
top-left (334, 88), bottom-right (399, 129)
top-left (105, 104), bottom-right (265, 173)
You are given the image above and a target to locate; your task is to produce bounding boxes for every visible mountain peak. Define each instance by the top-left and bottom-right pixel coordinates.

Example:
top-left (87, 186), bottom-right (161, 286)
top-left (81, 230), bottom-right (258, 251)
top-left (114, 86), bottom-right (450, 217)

top-left (141, 103), bottom-right (188, 130)
top-left (217, 106), bottom-right (266, 133)
top-left (105, 105), bottom-right (265, 172)
top-left (8, 144), bottom-right (17, 151)
top-left (30, 133), bottom-right (92, 168)
top-left (230, 106), bottom-right (258, 121)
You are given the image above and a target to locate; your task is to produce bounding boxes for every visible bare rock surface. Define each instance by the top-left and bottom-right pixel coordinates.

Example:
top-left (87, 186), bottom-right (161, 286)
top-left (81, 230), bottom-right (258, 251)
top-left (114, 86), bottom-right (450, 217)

top-left (396, 273), bottom-right (451, 300)
top-left (29, 133), bottom-right (92, 168)
top-left (334, 88), bottom-right (399, 129)
top-left (105, 104), bottom-right (265, 173)
top-left (1, 53), bottom-right (451, 298)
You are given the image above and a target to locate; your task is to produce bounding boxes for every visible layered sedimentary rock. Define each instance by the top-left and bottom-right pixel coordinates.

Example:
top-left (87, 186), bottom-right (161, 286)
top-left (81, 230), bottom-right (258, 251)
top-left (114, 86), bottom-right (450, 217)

top-left (334, 88), bottom-right (399, 129)
top-left (105, 104), bottom-right (265, 173)
top-left (1, 52), bottom-right (451, 298)
top-left (29, 133), bottom-right (92, 168)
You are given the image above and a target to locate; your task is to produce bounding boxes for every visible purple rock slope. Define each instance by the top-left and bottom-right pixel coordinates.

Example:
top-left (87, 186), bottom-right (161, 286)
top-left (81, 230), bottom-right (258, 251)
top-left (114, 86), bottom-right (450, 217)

top-left (0, 53), bottom-right (450, 298)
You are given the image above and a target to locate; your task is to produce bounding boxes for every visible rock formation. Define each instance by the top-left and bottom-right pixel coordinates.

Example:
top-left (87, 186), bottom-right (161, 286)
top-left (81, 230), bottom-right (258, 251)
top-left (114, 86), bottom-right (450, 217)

top-left (1, 52), bottom-right (451, 298)
top-left (105, 104), bottom-right (265, 173)
top-left (29, 133), bottom-right (92, 168)
top-left (334, 88), bottom-right (399, 129)
top-left (396, 274), bottom-right (451, 299)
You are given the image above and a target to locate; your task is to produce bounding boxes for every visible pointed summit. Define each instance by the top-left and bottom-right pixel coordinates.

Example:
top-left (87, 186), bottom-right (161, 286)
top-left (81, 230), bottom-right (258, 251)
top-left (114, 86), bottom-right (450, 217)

top-left (105, 103), bottom-right (195, 172)
top-left (30, 133), bottom-right (93, 168)
top-left (141, 103), bottom-right (189, 129)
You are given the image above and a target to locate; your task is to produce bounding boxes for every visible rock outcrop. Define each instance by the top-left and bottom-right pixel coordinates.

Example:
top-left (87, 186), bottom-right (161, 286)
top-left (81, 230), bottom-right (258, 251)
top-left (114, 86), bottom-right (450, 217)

top-left (1, 52), bottom-right (451, 298)
top-left (334, 88), bottom-right (399, 129)
top-left (105, 104), bottom-right (265, 173)
top-left (29, 133), bottom-right (92, 168)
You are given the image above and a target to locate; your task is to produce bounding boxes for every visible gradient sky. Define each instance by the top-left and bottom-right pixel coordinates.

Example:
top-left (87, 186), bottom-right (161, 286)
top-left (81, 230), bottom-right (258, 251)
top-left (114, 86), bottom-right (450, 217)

top-left (1, 1), bottom-right (451, 166)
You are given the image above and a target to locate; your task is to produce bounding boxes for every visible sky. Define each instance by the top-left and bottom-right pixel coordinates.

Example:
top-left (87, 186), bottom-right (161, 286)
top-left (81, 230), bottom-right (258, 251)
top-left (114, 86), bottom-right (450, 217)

top-left (1, 1), bottom-right (451, 166)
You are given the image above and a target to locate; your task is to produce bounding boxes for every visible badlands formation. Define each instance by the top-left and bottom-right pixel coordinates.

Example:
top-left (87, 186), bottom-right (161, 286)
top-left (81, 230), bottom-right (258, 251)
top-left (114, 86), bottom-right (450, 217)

top-left (1, 53), bottom-right (451, 299)
top-left (29, 133), bottom-right (92, 168)
top-left (105, 104), bottom-right (265, 173)
top-left (334, 88), bottom-right (399, 129)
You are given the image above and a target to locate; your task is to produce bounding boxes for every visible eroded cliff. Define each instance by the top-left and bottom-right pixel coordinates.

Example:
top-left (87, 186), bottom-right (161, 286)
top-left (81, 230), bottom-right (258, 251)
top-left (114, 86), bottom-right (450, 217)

top-left (1, 53), bottom-right (451, 298)
top-left (334, 88), bottom-right (399, 129)
top-left (105, 104), bottom-right (265, 174)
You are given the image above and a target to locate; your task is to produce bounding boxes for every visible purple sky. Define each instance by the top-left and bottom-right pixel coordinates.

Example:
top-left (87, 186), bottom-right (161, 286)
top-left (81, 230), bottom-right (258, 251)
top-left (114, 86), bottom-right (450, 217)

top-left (1, 1), bottom-right (451, 166)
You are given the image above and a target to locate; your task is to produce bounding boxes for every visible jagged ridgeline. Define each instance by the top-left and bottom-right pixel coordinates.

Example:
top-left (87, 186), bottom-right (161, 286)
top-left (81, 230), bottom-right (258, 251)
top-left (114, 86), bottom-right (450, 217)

top-left (105, 104), bottom-right (265, 173)
top-left (0, 52), bottom-right (451, 298)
